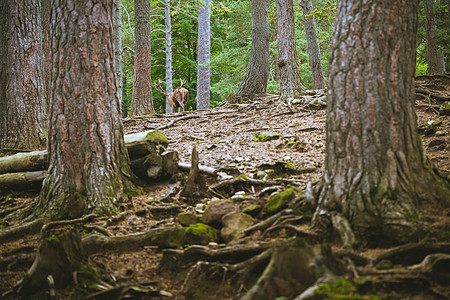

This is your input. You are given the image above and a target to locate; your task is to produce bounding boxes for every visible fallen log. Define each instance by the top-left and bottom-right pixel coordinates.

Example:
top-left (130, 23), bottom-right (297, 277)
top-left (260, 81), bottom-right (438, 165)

top-left (0, 150), bottom-right (47, 174)
top-left (0, 130), bottom-right (179, 191)
top-left (0, 130), bottom-right (169, 175)
top-left (0, 171), bottom-right (47, 190)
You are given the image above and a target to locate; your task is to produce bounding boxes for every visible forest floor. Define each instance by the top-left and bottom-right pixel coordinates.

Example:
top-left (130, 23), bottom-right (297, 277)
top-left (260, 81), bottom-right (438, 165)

top-left (0, 75), bottom-right (449, 299)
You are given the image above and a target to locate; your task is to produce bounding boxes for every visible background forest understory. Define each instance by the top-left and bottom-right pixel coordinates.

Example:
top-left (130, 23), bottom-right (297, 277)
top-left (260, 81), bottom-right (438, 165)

top-left (120, 0), bottom-right (450, 113)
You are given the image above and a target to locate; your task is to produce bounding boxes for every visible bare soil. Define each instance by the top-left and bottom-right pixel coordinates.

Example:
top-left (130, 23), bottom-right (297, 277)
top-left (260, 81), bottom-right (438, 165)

top-left (1, 77), bottom-right (449, 299)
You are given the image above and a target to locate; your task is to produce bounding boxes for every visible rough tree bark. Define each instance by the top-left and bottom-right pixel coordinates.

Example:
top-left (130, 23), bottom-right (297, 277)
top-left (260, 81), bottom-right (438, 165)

top-left (164, 0), bottom-right (174, 114)
top-left (301, 0), bottom-right (326, 89)
top-left (424, 0), bottom-right (440, 75)
top-left (0, 0), bottom-right (46, 150)
top-left (130, 0), bottom-right (154, 116)
top-left (197, 0), bottom-right (211, 110)
top-left (34, 0), bottom-right (136, 220)
top-left (312, 0), bottom-right (450, 247)
top-left (276, 0), bottom-right (306, 105)
top-left (235, 0), bottom-right (270, 99)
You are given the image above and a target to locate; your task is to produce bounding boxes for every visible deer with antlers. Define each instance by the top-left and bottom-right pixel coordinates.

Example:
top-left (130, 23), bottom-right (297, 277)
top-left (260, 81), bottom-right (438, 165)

top-left (155, 79), bottom-right (189, 113)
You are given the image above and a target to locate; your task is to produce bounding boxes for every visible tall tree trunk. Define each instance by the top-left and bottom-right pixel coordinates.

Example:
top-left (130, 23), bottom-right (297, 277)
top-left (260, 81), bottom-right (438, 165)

top-left (424, 0), bottom-right (440, 74)
top-left (0, 0), bottom-right (46, 150)
top-left (276, 0), bottom-right (306, 104)
top-left (113, 0), bottom-right (123, 115)
top-left (235, 0), bottom-right (270, 99)
top-left (197, 0), bottom-right (211, 110)
top-left (164, 0), bottom-right (173, 114)
top-left (312, 0), bottom-right (449, 247)
top-left (301, 0), bottom-right (326, 89)
top-left (35, 0), bottom-right (136, 220)
top-left (130, 0), bottom-right (154, 116)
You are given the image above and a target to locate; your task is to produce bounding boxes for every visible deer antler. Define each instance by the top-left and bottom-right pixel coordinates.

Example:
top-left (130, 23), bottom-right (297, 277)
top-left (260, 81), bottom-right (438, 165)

top-left (155, 80), bottom-right (169, 97)
top-left (179, 79), bottom-right (186, 88)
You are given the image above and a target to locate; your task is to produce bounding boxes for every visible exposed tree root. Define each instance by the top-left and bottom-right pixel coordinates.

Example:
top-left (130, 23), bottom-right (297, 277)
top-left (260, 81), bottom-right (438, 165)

top-left (0, 218), bottom-right (44, 244)
top-left (160, 242), bottom-right (274, 271)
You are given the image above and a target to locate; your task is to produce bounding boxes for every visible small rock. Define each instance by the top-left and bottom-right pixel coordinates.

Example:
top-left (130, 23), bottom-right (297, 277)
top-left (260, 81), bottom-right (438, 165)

top-left (265, 188), bottom-right (295, 213)
top-left (221, 212), bottom-right (255, 243)
top-left (185, 223), bottom-right (220, 245)
top-left (242, 204), bottom-right (261, 217)
top-left (203, 200), bottom-right (235, 226)
top-left (177, 212), bottom-right (201, 227)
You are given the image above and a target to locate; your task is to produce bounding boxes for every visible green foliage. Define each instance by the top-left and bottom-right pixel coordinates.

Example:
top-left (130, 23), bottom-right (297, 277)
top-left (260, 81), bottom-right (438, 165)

top-left (121, 0), bottom-right (433, 113)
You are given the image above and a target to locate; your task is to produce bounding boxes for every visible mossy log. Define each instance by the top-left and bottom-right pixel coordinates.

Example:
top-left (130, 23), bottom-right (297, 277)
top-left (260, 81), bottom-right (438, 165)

top-left (0, 130), bottom-right (178, 190)
top-left (0, 130), bottom-right (169, 175)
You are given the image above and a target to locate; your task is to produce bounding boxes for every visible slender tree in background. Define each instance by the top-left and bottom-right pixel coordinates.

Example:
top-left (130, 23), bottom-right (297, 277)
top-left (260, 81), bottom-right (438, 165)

top-left (0, 0), bottom-right (46, 150)
top-left (197, 0), bottom-right (211, 110)
top-left (276, 0), bottom-right (306, 104)
top-left (35, 0), bottom-right (136, 220)
top-left (235, 0), bottom-right (270, 98)
top-left (130, 0), bottom-right (154, 116)
top-left (164, 0), bottom-right (174, 114)
top-left (424, 0), bottom-right (440, 74)
top-left (312, 0), bottom-right (449, 247)
top-left (301, 0), bottom-right (326, 89)
top-left (113, 0), bottom-right (124, 116)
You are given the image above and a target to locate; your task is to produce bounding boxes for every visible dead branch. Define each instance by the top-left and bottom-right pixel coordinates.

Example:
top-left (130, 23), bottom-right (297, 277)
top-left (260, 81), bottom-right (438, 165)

top-left (178, 161), bottom-right (217, 176)
top-left (156, 114), bottom-right (199, 130)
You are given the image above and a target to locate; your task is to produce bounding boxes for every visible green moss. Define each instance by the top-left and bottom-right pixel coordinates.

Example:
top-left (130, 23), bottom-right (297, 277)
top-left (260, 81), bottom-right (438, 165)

top-left (375, 259), bottom-right (392, 270)
top-left (0, 220), bottom-right (7, 229)
top-left (403, 209), bottom-right (420, 222)
top-left (151, 227), bottom-right (186, 248)
top-left (185, 223), bottom-right (220, 245)
top-left (236, 174), bottom-right (248, 179)
top-left (265, 189), bottom-right (295, 213)
top-left (252, 132), bottom-right (282, 142)
top-left (77, 265), bottom-right (100, 290)
top-left (313, 279), bottom-right (383, 300)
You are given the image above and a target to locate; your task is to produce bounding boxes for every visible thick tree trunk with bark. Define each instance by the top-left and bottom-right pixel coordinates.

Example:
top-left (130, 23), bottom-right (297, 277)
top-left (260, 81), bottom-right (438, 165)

top-left (0, 0), bottom-right (46, 150)
top-left (301, 0), bottom-right (326, 90)
top-left (197, 0), bottom-right (211, 110)
top-left (164, 0), bottom-right (174, 114)
top-left (276, 0), bottom-right (306, 104)
top-left (235, 0), bottom-right (270, 99)
top-left (424, 0), bottom-right (440, 75)
top-left (313, 0), bottom-right (450, 247)
top-left (35, 0), bottom-right (136, 220)
top-left (130, 0), bottom-right (154, 116)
